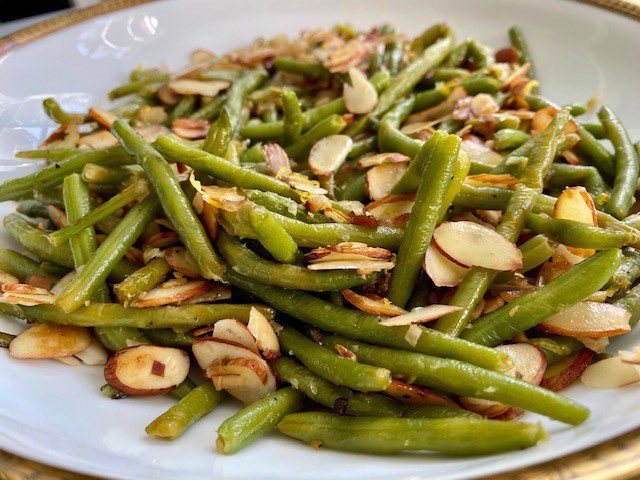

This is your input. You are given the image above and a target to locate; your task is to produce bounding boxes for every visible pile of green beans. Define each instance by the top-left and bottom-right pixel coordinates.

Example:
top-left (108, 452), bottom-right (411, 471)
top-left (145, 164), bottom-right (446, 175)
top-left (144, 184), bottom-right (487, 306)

top-left (2, 20), bottom-right (639, 460)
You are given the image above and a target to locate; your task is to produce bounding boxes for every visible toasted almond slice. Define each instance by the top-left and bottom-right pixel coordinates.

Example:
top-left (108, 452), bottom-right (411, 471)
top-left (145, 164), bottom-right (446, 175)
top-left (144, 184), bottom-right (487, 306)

top-left (104, 345), bottom-right (190, 396)
top-left (74, 337), bottom-right (108, 365)
top-left (0, 271), bottom-right (19, 286)
top-left (206, 357), bottom-right (277, 404)
top-left (78, 130), bottom-right (119, 150)
top-left (341, 290), bottom-right (406, 316)
top-left (262, 143), bottom-right (292, 177)
top-left (201, 201), bottom-right (219, 240)
top-left (539, 301), bottom-right (631, 338)
top-left (307, 259), bottom-right (394, 272)
top-left (193, 336), bottom-right (262, 371)
top-left (378, 305), bottom-right (463, 326)
top-left (172, 118), bottom-right (210, 139)
top-left (247, 307), bottom-right (280, 360)
top-left (142, 247), bottom-right (165, 264)
top-left (581, 355), bottom-right (640, 388)
top-left (432, 221), bottom-right (523, 271)
top-left (138, 105), bottom-right (168, 125)
top-left (385, 379), bottom-right (459, 407)
top-left (47, 205), bottom-right (68, 229)
top-left (554, 186), bottom-right (597, 226)
top-left (135, 125), bottom-right (171, 143)
top-left (400, 121), bottom-right (437, 137)
top-left (365, 194), bottom-right (415, 225)
top-left (180, 284), bottom-right (232, 304)
top-left (88, 107), bottom-right (118, 129)
top-left (42, 123), bottom-right (80, 148)
top-left (404, 324), bottom-right (422, 347)
top-left (131, 280), bottom-right (213, 307)
top-left (157, 85), bottom-right (179, 105)
top-left (465, 173), bottom-right (520, 190)
top-left (460, 396), bottom-right (510, 418)
top-left (305, 243), bottom-right (394, 262)
top-left (578, 336), bottom-right (609, 354)
top-left (358, 153), bottom-right (411, 169)
top-left (50, 271), bottom-right (77, 296)
top-left (58, 356), bottom-right (82, 366)
top-left (9, 324), bottom-right (92, 359)
top-left (309, 135), bottom-right (353, 176)
top-left (531, 107), bottom-right (578, 136)
top-left (496, 343), bottom-right (546, 385)
top-left (1, 282), bottom-right (56, 306)
top-left (190, 175), bottom-right (245, 212)
top-left (619, 347), bottom-right (640, 365)
top-left (141, 231), bottom-right (180, 251)
top-left (212, 319), bottom-right (259, 353)
top-left (540, 350), bottom-right (595, 392)
top-left (343, 68), bottom-right (378, 114)
top-left (323, 40), bottom-right (365, 73)
top-left (165, 247), bottom-right (202, 278)
top-left (460, 140), bottom-right (503, 168)
top-left (554, 244), bottom-right (585, 265)
top-left (168, 79), bottom-right (230, 97)
top-left (279, 172), bottom-right (328, 195)
top-left (334, 344), bottom-right (357, 362)
top-left (366, 163), bottom-right (408, 201)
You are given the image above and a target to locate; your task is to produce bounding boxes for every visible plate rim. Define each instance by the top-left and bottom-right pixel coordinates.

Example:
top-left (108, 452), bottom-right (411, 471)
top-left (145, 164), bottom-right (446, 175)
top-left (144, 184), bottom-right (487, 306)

top-left (1, 0), bottom-right (640, 479)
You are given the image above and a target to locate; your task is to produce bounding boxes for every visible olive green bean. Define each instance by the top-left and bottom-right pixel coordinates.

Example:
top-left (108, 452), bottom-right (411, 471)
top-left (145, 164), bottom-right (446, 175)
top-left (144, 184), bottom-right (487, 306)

top-left (248, 207), bottom-right (300, 263)
top-left (114, 257), bottom-right (171, 304)
top-left (273, 58), bottom-right (329, 79)
top-left (282, 90), bottom-right (303, 145)
top-left (203, 110), bottom-right (232, 156)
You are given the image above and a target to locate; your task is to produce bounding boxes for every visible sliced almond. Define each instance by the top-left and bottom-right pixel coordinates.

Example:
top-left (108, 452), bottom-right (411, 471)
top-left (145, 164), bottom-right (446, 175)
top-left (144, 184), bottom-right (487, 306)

top-left (279, 172), bottom-right (328, 195)
top-left (157, 85), bottom-right (180, 105)
top-left (172, 118), bottom-right (210, 139)
top-left (247, 307), bottom-right (280, 360)
top-left (47, 205), bottom-right (68, 229)
top-left (423, 242), bottom-right (469, 287)
top-left (460, 140), bottom-right (503, 168)
top-left (539, 302), bottom-right (631, 338)
top-left (131, 280), bottom-right (213, 307)
top-left (138, 105), bottom-right (168, 125)
top-left (141, 231), bottom-right (180, 251)
top-left (189, 176), bottom-right (245, 212)
top-left (104, 345), bottom-right (190, 396)
top-left (496, 343), bottom-right (546, 385)
top-left (308, 135), bottom-right (353, 176)
top-left (78, 130), bottom-right (119, 150)
top-left (42, 123), bottom-right (80, 148)
top-left (165, 247), bottom-right (202, 278)
top-left (168, 79), bottom-right (230, 97)
top-left (262, 143), bottom-right (292, 177)
top-left (578, 337), bottom-right (609, 354)
top-left (407, 86), bottom-right (466, 123)
top-left (378, 305), bottom-right (463, 326)
top-left (212, 319), bottom-right (259, 353)
top-left (581, 355), bottom-right (640, 388)
top-left (307, 259), bottom-right (394, 273)
top-left (365, 163), bottom-right (408, 201)
top-left (0, 271), bottom-right (19, 286)
top-left (323, 40), bottom-right (365, 73)
top-left (531, 107), bottom-right (578, 136)
top-left (9, 324), bottom-right (92, 359)
top-left (365, 194), bottom-right (415, 225)
top-left (357, 153), bottom-right (411, 169)
top-left (334, 344), bottom-right (357, 362)
top-left (385, 379), bottom-right (458, 407)
top-left (306, 243), bottom-right (394, 263)
top-left (620, 347), bottom-right (640, 365)
top-left (1, 283), bottom-right (56, 306)
top-left (433, 221), bottom-right (523, 271)
top-left (179, 284), bottom-right (232, 304)
top-left (88, 107), bottom-right (118, 129)
top-left (75, 337), bottom-right (108, 365)
top-left (465, 173), bottom-right (520, 190)
top-left (554, 186), bottom-right (597, 226)
top-left (206, 357), bottom-right (277, 404)
top-left (135, 125), bottom-right (171, 143)
top-left (50, 271), bottom-right (77, 296)
top-left (404, 324), bottom-right (422, 347)
top-left (341, 290), bottom-right (406, 316)
top-left (343, 68), bottom-right (378, 114)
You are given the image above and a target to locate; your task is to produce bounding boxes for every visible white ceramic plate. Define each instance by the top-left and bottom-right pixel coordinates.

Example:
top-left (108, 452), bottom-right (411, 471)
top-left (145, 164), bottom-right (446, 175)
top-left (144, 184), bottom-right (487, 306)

top-left (1, 1), bottom-right (639, 479)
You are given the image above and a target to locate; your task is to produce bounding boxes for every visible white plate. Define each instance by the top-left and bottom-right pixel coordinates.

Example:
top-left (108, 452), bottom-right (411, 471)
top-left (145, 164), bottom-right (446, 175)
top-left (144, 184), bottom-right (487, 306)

top-left (0, 0), bottom-right (639, 479)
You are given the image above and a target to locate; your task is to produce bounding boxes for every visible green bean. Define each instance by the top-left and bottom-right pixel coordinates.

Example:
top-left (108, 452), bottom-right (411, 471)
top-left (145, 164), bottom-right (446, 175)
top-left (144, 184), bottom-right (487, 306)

top-left (82, 164), bottom-right (135, 185)
top-left (196, 69), bottom-right (244, 82)
top-left (142, 328), bottom-right (195, 348)
top-left (575, 123), bottom-right (616, 179)
top-left (443, 40), bottom-right (469, 68)
top-left (460, 76), bottom-right (501, 95)
top-left (426, 67), bottom-right (470, 83)
top-left (217, 232), bottom-right (376, 291)
top-left (0, 149), bottom-right (132, 202)
top-left (387, 133), bottom-right (459, 307)
top-left (508, 26), bottom-right (536, 83)
top-left (347, 136), bottom-right (377, 159)
top-left (580, 122), bottom-right (606, 139)
top-left (321, 334), bottom-right (588, 425)
top-left (410, 23), bottom-right (451, 54)
top-left (203, 110), bottom-right (232, 156)
top-left (112, 120), bottom-right (226, 280)
top-left (248, 207), bottom-right (299, 263)
top-left (493, 129), bottom-right (531, 151)
top-left (108, 71), bottom-right (170, 99)
top-left (0, 331), bottom-right (15, 348)
top-left (383, 36), bottom-right (404, 76)
top-left (599, 106), bottom-right (639, 218)
top-left (528, 336), bottom-right (584, 366)
top-left (55, 195), bottom-right (160, 312)
top-left (614, 283), bottom-right (640, 327)
top-left (16, 200), bottom-right (49, 218)
top-left (190, 94), bottom-right (227, 121)
top-left (413, 88), bottom-right (447, 111)
top-left (546, 164), bottom-right (609, 198)
top-left (335, 172), bottom-right (368, 202)
top-left (0, 249), bottom-right (59, 283)
top-left (273, 57), bottom-right (329, 79)
top-left (285, 114), bottom-right (346, 161)
top-left (16, 148), bottom-right (85, 162)
top-left (42, 98), bottom-right (84, 124)
top-left (114, 257), bottom-right (171, 304)
top-left (525, 213), bottom-right (638, 249)
top-left (225, 270), bottom-right (505, 369)
top-left (605, 248), bottom-right (640, 294)
top-left (0, 301), bottom-right (274, 328)
top-left (240, 143), bottom-right (263, 163)
top-left (279, 327), bottom-right (391, 392)
top-left (497, 235), bottom-right (554, 284)
top-left (217, 387), bottom-right (304, 454)
top-left (224, 68), bottom-right (268, 135)
top-left (165, 95), bottom-right (195, 125)
top-left (101, 384), bottom-right (127, 399)
top-left (282, 90), bottom-right (303, 145)
top-left (467, 39), bottom-right (494, 69)
top-left (49, 180), bottom-right (149, 247)
top-left (461, 248), bottom-right (622, 346)
top-left (146, 382), bottom-right (224, 440)
top-left (220, 203), bottom-right (402, 249)
top-left (243, 190), bottom-right (327, 224)
top-left (278, 412), bottom-right (546, 455)
top-left (378, 97), bottom-right (421, 158)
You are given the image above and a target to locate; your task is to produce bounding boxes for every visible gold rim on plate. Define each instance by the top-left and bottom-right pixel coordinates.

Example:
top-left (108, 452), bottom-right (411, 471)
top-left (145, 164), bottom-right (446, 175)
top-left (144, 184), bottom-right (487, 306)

top-left (0, 0), bottom-right (639, 478)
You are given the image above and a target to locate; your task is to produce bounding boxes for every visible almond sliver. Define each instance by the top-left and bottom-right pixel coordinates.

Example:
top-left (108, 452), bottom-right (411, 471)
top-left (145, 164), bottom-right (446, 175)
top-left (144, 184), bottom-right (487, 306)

top-left (308, 135), bottom-right (353, 176)
top-left (554, 186), bottom-right (597, 226)
top-left (343, 68), bottom-right (378, 114)
top-left (341, 289), bottom-right (406, 316)
top-left (307, 259), bottom-right (394, 272)
top-left (358, 153), bottom-right (411, 169)
top-left (539, 301), bottom-right (631, 338)
top-left (168, 79), bottom-right (230, 97)
top-left (366, 163), bottom-right (408, 201)
top-left (379, 305), bottom-right (463, 326)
